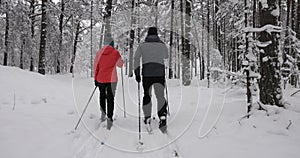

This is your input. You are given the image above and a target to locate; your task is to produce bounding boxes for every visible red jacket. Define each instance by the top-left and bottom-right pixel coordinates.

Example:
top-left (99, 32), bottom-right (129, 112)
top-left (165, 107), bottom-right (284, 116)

top-left (94, 45), bottom-right (123, 83)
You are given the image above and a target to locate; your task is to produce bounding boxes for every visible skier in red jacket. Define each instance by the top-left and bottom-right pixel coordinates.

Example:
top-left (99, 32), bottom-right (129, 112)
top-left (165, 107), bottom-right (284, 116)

top-left (94, 38), bottom-right (123, 130)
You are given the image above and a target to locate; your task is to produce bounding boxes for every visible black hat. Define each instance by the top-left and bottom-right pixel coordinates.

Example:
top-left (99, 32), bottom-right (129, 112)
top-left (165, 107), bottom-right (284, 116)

top-left (147, 27), bottom-right (158, 35)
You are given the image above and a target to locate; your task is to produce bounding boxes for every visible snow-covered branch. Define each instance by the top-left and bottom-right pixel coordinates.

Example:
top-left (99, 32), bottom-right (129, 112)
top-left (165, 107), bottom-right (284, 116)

top-left (244, 24), bottom-right (281, 34)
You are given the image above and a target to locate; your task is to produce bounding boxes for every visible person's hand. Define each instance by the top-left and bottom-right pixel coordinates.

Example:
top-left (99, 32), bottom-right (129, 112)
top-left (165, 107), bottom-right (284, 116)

top-left (135, 75), bottom-right (141, 83)
top-left (134, 68), bottom-right (141, 83)
top-left (94, 80), bottom-right (98, 87)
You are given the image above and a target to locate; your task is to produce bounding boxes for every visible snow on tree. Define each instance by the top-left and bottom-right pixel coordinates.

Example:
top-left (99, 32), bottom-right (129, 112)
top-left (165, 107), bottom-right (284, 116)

top-left (258, 0), bottom-right (284, 107)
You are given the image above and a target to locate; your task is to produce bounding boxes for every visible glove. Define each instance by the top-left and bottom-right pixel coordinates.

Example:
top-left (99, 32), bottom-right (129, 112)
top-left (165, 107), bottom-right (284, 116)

top-left (134, 68), bottom-right (141, 83)
top-left (135, 75), bottom-right (141, 83)
top-left (94, 80), bottom-right (99, 87)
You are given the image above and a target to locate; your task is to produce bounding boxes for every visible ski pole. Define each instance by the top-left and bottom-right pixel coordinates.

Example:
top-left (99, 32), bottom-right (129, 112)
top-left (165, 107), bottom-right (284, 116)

top-left (138, 82), bottom-right (142, 143)
top-left (74, 86), bottom-right (97, 130)
top-left (165, 79), bottom-right (170, 116)
top-left (164, 67), bottom-right (170, 116)
top-left (121, 67), bottom-right (126, 118)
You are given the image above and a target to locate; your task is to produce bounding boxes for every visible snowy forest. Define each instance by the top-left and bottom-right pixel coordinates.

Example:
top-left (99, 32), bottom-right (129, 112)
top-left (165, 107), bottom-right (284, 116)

top-left (1, 0), bottom-right (300, 158)
top-left (1, 0), bottom-right (300, 108)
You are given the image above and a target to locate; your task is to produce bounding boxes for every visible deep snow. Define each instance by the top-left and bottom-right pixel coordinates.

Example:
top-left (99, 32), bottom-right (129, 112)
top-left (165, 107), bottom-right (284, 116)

top-left (1, 66), bottom-right (300, 158)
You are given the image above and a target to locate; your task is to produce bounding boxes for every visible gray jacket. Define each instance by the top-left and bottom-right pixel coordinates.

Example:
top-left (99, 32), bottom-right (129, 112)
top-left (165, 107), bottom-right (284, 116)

top-left (134, 35), bottom-right (168, 77)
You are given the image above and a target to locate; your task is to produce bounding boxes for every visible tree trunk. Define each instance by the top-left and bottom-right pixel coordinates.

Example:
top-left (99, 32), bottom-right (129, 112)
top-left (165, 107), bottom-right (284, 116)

top-left (253, 0), bottom-right (257, 39)
top-left (98, 24), bottom-right (104, 49)
top-left (154, 0), bottom-right (158, 27)
top-left (258, 0), bottom-right (283, 107)
top-left (20, 35), bottom-right (25, 69)
top-left (128, 0), bottom-right (135, 77)
top-left (296, 0), bottom-right (300, 39)
top-left (90, 0), bottom-right (94, 77)
top-left (287, 0), bottom-right (290, 27)
top-left (38, 0), bottom-right (47, 75)
top-left (103, 0), bottom-right (112, 41)
top-left (285, 0), bottom-right (291, 58)
top-left (30, 0), bottom-right (35, 71)
top-left (181, 0), bottom-right (191, 86)
top-left (207, 0), bottom-right (210, 88)
top-left (297, 0), bottom-right (300, 81)
top-left (169, 0), bottom-right (174, 79)
top-left (136, 0), bottom-right (141, 43)
top-left (176, 27), bottom-right (181, 79)
top-left (291, 0), bottom-right (295, 30)
top-left (244, 0), bottom-right (252, 113)
top-left (70, 21), bottom-right (80, 74)
top-left (179, 0), bottom-right (184, 80)
top-left (18, 3), bottom-right (26, 69)
top-left (214, 0), bottom-right (218, 51)
top-left (4, 1), bottom-right (9, 66)
top-left (57, 0), bottom-right (64, 73)
top-left (291, 0), bottom-right (297, 87)
top-left (222, 18), bottom-right (226, 72)
top-left (200, 1), bottom-right (205, 80)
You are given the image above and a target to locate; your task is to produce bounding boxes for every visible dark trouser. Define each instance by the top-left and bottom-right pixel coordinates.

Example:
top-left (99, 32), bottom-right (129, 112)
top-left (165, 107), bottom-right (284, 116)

top-left (98, 82), bottom-right (117, 119)
top-left (142, 77), bottom-right (167, 119)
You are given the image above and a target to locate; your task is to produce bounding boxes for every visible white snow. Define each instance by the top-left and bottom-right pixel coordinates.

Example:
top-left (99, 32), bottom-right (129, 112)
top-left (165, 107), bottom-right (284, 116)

top-left (257, 40), bottom-right (272, 48)
top-left (263, 56), bottom-right (269, 62)
top-left (271, 5), bottom-right (280, 17)
top-left (1, 66), bottom-right (300, 158)
top-left (244, 25), bottom-right (281, 34)
top-left (260, 0), bottom-right (268, 9)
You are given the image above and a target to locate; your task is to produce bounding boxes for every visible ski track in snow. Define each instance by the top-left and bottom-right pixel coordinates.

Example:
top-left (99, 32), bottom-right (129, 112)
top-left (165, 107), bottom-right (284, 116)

top-left (73, 121), bottom-right (108, 158)
top-left (72, 121), bottom-right (181, 158)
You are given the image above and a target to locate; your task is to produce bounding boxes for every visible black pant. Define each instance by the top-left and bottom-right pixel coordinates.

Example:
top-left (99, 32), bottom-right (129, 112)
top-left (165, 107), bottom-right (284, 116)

top-left (98, 82), bottom-right (117, 119)
top-left (142, 77), bottom-right (167, 119)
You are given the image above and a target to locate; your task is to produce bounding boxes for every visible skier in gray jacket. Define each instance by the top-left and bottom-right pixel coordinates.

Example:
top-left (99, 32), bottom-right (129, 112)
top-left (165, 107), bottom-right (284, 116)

top-left (134, 27), bottom-right (168, 133)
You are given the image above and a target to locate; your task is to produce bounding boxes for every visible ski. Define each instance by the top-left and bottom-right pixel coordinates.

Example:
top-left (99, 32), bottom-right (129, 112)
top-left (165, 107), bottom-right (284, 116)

top-left (99, 129), bottom-right (111, 145)
top-left (161, 130), bottom-right (181, 158)
top-left (95, 119), bottom-right (106, 130)
top-left (146, 123), bottom-right (153, 134)
top-left (99, 119), bottom-right (115, 145)
top-left (145, 118), bottom-right (182, 158)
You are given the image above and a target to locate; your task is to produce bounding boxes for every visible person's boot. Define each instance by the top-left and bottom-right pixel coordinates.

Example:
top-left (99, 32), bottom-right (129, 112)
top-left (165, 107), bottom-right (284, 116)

top-left (100, 112), bottom-right (106, 122)
top-left (107, 118), bottom-right (113, 130)
top-left (159, 116), bottom-right (167, 133)
top-left (144, 116), bottom-right (151, 124)
top-left (144, 117), bottom-right (152, 133)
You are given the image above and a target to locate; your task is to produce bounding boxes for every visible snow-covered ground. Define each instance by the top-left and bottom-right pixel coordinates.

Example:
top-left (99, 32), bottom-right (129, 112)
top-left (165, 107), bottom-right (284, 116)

top-left (1, 66), bottom-right (300, 158)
